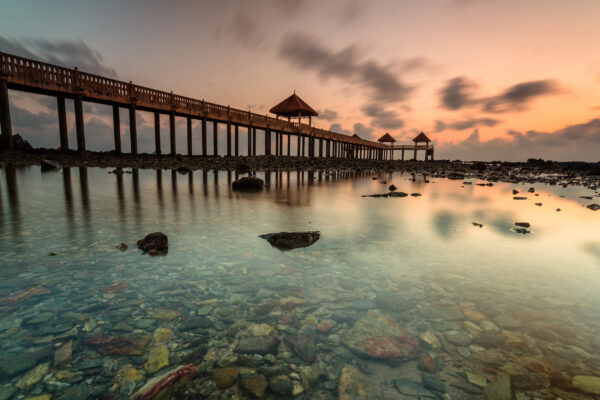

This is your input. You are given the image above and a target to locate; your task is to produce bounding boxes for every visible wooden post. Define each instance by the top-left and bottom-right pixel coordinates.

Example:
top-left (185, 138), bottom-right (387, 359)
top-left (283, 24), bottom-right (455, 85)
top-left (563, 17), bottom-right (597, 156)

top-left (318, 138), bottom-right (323, 157)
top-left (0, 80), bottom-right (12, 150)
top-left (279, 132), bottom-right (283, 155)
top-left (413, 147), bottom-right (417, 160)
top-left (129, 104), bottom-right (137, 154)
top-left (297, 134), bottom-right (301, 156)
top-left (57, 96), bottom-right (69, 151)
top-left (402, 148), bottom-right (405, 161)
top-left (234, 124), bottom-right (239, 156)
top-left (301, 136), bottom-right (305, 157)
top-left (265, 128), bottom-right (271, 155)
top-left (247, 126), bottom-right (252, 156)
top-left (287, 133), bottom-right (291, 156)
top-left (213, 120), bottom-right (218, 156)
top-left (110, 105), bottom-right (120, 153)
top-left (187, 117), bottom-right (192, 156)
top-left (226, 121), bottom-right (231, 156)
top-left (201, 117), bottom-right (207, 156)
top-left (74, 94), bottom-right (85, 151)
top-left (252, 127), bottom-right (256, 155)
top-left (170, 111), bottom-right (176, 155)
top-left (154, 111), bottom-right (160, 154)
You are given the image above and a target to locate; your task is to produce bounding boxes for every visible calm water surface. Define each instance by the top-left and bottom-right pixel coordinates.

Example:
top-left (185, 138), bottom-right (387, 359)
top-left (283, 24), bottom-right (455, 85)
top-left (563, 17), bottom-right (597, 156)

top-left (0, 166), bottom-right (599, 399)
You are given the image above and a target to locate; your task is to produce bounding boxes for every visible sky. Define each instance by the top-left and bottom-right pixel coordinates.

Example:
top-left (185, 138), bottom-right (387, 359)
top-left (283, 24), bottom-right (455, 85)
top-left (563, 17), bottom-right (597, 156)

top-left (1, 0), bottom-right (600, 161)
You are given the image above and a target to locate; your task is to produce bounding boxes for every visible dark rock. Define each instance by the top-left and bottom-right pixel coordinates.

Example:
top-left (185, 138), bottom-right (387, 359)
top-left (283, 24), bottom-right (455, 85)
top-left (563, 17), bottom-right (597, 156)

top-left (513, 228), bottom-right (531, 234)
top-left (374, 291), bottom-right (415, 313)
top-left (513, 196), bottom-right (527, 200)
top-left (41, 159), bottom-right (58, 171)
top-left (511, 372), bottom-right (550, 390)
top-left (389, 191), bottom-right (408, 197)
top-left (484, 375), bottom-right (511, 400)
top-left (284, 333), bottom-right (317, 363)
top-left (179, 316), bottom-right (212, 331)
top-left (587, 204), bottom-right (600, 211)
top-left (176, 167), bottom-right (191, 174)
top-left (473, 331), bottom-right (505, 348)
top-left (450, 381), bottom-right (484, 395)
top-left (411, 193), bottom-right (422, 197)
top-left (422, 372), bottom-right (446, 393)
top-left (512, 189), bottom-right (519, 195)
top-left (240, 373), bottom-right (268, 398)
top-left (472, 222), bottom-right (483, 228)
top-left (269, 375), bottom-right (293, 395)
top-left (394, 379), bottom-right (437, 398)
top-left (447, 173), bottom-right (465, 180)
top-left (259, 231), bottom-right (320, 250)
top-left (212, 366), bottom-right (239, 389)
top-left (388, 184), bottom-right (397, 191)
top-left (0, 348), bottom-right (53, 377)
top-left (137, 232), bottom-right (168, 255)
top-left (235, 336), bottom-right (280, 354)
top-left (515, 222), bottom-right (531, 228)
top-left (232, 176), bottom-right (264, 192)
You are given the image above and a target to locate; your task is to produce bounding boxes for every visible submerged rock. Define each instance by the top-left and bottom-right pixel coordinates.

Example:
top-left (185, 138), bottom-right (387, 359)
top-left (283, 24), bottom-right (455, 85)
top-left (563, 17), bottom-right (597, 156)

top-left (40, 159), bottom-right (58, 172)
top-left (388, 184), bottom-right (397, 191)
top-left (212, 366), bottom-right (239, 389)
top-left (232, 176), bottom-right (264, 192)
top-left (240, 373), bottom-right (268, 398)
top-left (133, 364), bottom-right (196, 399)
top-left (259, 231), bottom-right (320, 250)
top-left (341, 311), bottom-right (420, 363)
top-left (235, 336), bottom-right (279, 355)
top-left (515, 222), bottom-right (531, 228)
top-left (572, 376), bottom-right (600, 395)
top-left (339, 366), bottom-right (376, 400)
top-left (137, 232), bottom-right (168, 255)
top-left (587, 204), bottom-right (600, 211)
top-left (0, 286), bottom-right (51, 305)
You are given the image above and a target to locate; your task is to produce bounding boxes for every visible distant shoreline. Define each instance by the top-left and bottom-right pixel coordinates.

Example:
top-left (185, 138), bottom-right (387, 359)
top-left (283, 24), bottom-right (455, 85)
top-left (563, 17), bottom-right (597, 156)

top-left (0, 150), bottom-right (599, 187)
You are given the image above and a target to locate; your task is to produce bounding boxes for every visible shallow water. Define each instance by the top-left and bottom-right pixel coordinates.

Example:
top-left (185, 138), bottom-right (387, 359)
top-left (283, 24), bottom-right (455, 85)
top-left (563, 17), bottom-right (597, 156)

top-left (0, 166), bottom-right (599, 399)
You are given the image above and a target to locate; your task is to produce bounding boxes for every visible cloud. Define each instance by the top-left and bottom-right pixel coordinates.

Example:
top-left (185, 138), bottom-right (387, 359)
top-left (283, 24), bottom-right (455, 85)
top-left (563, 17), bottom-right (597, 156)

top-left (329, 123), bottom-right (351, 135)
top-left (439, 76), bottom-right (479, 110)
top-left (278, 33), bottom-right (413, 104)
top-left (220, 12), bottom-right (266, 49)
top-left (0, 36), bottom-right (117, 77)
top-left (318, 108), bottom-right (339, 121)
top-left (362, 104), bottom-right (404, 129)
top-left (483, 80), bottom-right (560, 113)
top-left (439, 76), bottom-right (560, 113)
top-left (353, 123), bottom-right (375, 140)
top-left (436, 117), bottom-right (501, 132)
top-left (439, 118), bottom-right (600, 161)
top-left (336, 1), bottom-right (366, 25)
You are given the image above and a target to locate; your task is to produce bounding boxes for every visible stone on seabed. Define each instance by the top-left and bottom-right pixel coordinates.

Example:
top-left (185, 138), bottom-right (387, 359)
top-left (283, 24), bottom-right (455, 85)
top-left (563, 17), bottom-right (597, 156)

top-left (231, 176), bottom-right (264, 191)
top-left (137, 232), bottom-right (168, 255)
top-left (572, 376), bottom-right (600, 395)
top-left (133, 364), bottom-right (196, 400)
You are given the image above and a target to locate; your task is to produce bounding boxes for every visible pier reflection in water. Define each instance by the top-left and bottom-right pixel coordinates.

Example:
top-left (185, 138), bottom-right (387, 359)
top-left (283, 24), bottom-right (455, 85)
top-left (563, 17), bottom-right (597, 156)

top-left (0, 166), bottom-right (599, 399)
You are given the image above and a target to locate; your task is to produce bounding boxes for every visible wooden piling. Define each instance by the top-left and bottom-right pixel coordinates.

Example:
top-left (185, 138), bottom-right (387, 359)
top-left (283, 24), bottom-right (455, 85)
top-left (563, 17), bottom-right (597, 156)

top-left (154, 111), bottom-right (160, 154)
top-left (58, 96), bottom-right (69, 151)
top-left (234, 124), bottom-right (239, 156)
top-left (129, 104), bottom-right (137, 155)
top-left (201, 117), bottom-right (207, 156)
top-left (74, 94), bottom-right (85, 151)
top-left (0, 80), bottom-right (12, 150)
top-left (213, 121), bottom-right (218, 156)
top-left (187, 117), bottom-right (192, 156)
top-left (170, 111), bottom-right (176, 155)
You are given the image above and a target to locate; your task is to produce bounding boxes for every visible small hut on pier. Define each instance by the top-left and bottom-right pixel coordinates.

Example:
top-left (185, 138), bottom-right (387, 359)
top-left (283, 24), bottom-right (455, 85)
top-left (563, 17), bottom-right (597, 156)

top-left (413, 132), bottom-right (434, 160)
top-left (269, 92), bottom-right (318, 126)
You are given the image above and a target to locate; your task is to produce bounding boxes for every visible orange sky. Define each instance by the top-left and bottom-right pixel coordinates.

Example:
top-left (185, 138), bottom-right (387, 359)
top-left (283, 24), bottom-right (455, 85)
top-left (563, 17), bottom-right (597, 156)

top-left (2, 0), bottom-right (600, 160)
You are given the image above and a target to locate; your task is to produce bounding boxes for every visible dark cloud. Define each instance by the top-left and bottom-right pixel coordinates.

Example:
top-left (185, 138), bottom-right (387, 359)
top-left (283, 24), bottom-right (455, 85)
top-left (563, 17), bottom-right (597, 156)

top-left (483, 80), bottom-right (559, 113)
top-left (401, 56), bottom-right (429, 73)
top-left (436, 117), bottom-right (501, 132)
top-left (0, 36), bottom-right (117, 77)
top-left (318, 109), bottom-right (339, 121)
top-left (329, 123), bottom-right (351, 135)
top-left (337, 1), bottom-right (366, 25)
top-left (439, 76), bottom-right (560, 113)
top-left (353, 123), bottom-right (375, 140)
top-left (362, 104), bottom-right (404, 129)
top-left (439, 118), bottom-right (600, 161)
top-left (223, 12), bottom-right (266, 49)
top-left (278, 33), bottom-right (413, 104)
top-left (439, 76), bottom-right (478, 110)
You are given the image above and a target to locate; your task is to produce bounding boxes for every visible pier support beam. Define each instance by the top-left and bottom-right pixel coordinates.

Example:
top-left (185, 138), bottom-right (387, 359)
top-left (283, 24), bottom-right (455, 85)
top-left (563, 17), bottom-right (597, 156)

top-left (154, 112), bottom-right (160, 154)
top-left (318, 138), bottom-right (323, 157)
top-left (265, 128), bottom-right (271, 155)
top-left (129, 105), bottom-right (137, 154)
top-left (235, 124), bottom-right (239, 156)
top-left (297, 134), bottom-right (301, 156)
top-left (112, 105), bottom-right (120, 153)
top-left (247, 126), bottom-right (252, 156)
top-left (187, 117), bottom-right (192, 156)
top-left (227, 121), bottom-right (231, 156)
top-left (201, 117), bottom-right (207, 156)
top-left (287, 134), bottom-right (291, 156)
top-left (413, 148), bottom-right (417, 161)
top-left (58, 96), bottom-right (69, 151)
top-left (213, 121), bottom-right (218, 156)
top-left (0, 80), bottom-right (12, 150)
top-left (170, 111), bottom-right (176, 155)
top-left (74, 94), bottom-right (85, 151)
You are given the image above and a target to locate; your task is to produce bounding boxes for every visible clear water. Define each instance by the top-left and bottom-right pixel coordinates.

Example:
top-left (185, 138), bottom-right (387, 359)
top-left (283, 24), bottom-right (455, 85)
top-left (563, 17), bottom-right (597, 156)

top-left (0, 166), bottom-right (599, 399)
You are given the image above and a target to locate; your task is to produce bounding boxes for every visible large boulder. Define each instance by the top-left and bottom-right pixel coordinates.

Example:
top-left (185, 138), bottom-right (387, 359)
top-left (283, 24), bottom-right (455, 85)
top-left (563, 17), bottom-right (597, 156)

top-left (137, 232), bottom-right (168, 255)
top-left (259, 231), bottom-right (320, 250)
top-left (232, 176), bottom-right (264, 192)
top-left (13, 134), bottom-right (34, 152)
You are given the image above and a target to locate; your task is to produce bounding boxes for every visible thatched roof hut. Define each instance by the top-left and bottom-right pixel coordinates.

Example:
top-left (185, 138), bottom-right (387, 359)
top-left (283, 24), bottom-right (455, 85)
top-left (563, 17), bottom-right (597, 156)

top-left (377, 132), bottom-right (396, 143)
top-left (413, 132), bottom-right (431, 143)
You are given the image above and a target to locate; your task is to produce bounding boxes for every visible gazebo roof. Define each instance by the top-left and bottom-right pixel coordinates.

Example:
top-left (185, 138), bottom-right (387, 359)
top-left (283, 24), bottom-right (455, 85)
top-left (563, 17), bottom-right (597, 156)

top-left (377, 133), bottom-right (396, 143)
top-left (413, 132), bottom-right (431, 143)
top-left (352, 133), bottom-right (361, 139)
top-left (269, 93), bottom-right (318, 117)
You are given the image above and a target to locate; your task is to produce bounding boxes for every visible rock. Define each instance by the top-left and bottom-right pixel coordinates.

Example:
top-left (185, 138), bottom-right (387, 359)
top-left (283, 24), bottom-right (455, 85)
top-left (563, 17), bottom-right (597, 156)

top-left (0, 348), bottom-right (53, 377)
top-left (513, 196), bottom-right (527, 200)
top-left (24, 395), bottom-right (51, 400)
top-left (16, 362), bottom-right (50, 388)
top-left (339, 366), bottom-right (376, 400)
top-left (466, 372), bottom-right (487, 388)
top-left (284, 333), bottom-right (317, 363)
top-left (179, 316), bottom-right (212, 331)
top-left (422, 372), bottom-right (446, 393)
top-left (512, 373), bottom-right (550, 390)
top-left (232, 176), bottom-right (264, 191)
top-left (394, 378), bottom-right (437, 398)
top-left (150, 309), bottom-right (181, 322)
top-left (299, 366), bottom-right (322, 390)
top-left (572, 376), bottom-right (600, 395)
top-left (411, 193), bottom-right (422, 197)
top-left (515, 222), bottom-right (530, 228)
top-left (240, 373), bottom-right (267, 398)
top-left (246, 323), bottom-right (274, 337)
top-left (535, 202), bottom-right (542, 206)
top-left (259, 231), bottom-right (320, 250)
top-left (494, 314), bottom-right (521, 329)
top-left (389, 191), bottom-right (408, 197)
top-left (388, 184), bottom-right (397, 191)
top-left (144, 344), bottom-right (169, 374)
top-left (54, 340), bottom-right (73, 367)
top-left (512, 189), bottom-right (519, 195)
top-left (117, 366), bottom-right (144, 396)
top-left (153, 327), bottom-right (173, 343)
top-left (40, 159), bottom-right (58, 171)
top-left (0, 286), bottom-right (51, 305)
top-left (473, 331), bottom-right (505, 348)
top-left (0, 386), bottom-right (16, 400)
top-left (116, 242), bottom-right (128, 251)
top-left (269, 375), bottom-right (293, 395)
top-left (137, 232), bottom-right (168, 255)
top-left (587, 204), bottom-right (600, 211)
top-left (472, 222), bottom-right (483, 228)
top-left (419, 354), bottom-right (439, 372)
top-left (235, 336), bottom-right (279, 354)
top-left (133, 364), bottom-right (196, 399)
top-left (445, 330), bottom-right (472, 346)
top-left (420, 330), bottom-right (441, 349)
top-left (374, 291), bottom-right (415, 313)
top-left (212, 366), bottom-right (239, 389)
top-left (101, 281), bottom-right (130, 293)
top-left (484, 375), bottom-right (511, 400)
top-left (429, 303), bottom-right (465, 321)
top-left (12, 134), bottom-right (34, 152)
top-left (341, 311), bottom-right (420, 363)
top-left (85, 334), bottom-right (148, 356)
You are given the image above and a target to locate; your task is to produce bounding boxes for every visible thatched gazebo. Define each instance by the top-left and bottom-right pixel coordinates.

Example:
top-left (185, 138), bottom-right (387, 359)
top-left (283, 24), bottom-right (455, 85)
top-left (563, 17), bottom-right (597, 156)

top-left (413, 132), bottom-right (431, 144)
top-left (269, 92), bottom-right (318, 126)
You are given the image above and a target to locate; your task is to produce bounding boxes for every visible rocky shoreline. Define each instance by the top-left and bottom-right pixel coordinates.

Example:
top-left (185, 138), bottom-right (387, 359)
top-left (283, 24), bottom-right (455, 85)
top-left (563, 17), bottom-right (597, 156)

top-left (1, 150), bottom-right (599, 187)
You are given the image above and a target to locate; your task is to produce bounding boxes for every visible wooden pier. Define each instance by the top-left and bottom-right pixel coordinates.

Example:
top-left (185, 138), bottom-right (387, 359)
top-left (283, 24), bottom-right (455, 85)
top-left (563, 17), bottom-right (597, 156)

top-left (0, 51), bottom-right (433, 160)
